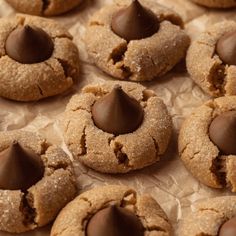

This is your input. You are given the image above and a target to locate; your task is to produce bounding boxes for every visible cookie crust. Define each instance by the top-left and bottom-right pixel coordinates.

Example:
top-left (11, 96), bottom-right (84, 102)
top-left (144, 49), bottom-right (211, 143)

top-left (191, 0), bottom-right (236, 8)
top-left (179, 196), bottom-right (236, 236)
top-left (5, 0), bottom-right (82, 16)
top-left (187, 21), bottom-right (236, 97)
top-left (179, 96), bottom-right (236, 192)
top-left (0, 14), bottom-right (80, 102)
top-left (85, 0), bottom-right (190, 81)
top-left (51, 185), bottom-right (172, 236)
top-left (62, 81), bottom-right (172, 173)
top-left (0, 130), bottom-right (77, 233)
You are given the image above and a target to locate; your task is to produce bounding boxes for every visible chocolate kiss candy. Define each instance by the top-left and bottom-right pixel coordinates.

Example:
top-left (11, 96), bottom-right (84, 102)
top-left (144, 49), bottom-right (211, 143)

top-left (111, 0), bottom-right (159, 41)
top-left (5, 25), bottom-right (54, 64)
top-left (209, 111), bottom-right (236, 155)
top-left (216, 31), bottom-right (236, 65)
top-left (0, 142), bottom-right (44, 191)
top-left (92, 85), bottom-right (144, 135)
top-left (219, 217), bottom-right (236, 236)
top-left (86, 205), bottom-right (144, 236)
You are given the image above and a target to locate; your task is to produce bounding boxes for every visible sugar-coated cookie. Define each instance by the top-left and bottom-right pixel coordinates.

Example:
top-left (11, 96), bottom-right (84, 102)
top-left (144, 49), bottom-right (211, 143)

top-left (0, 14), bottom-right (80, 102)
top-left (179, 196), bottom-right (236, 236)
top-left (179, 96), bottom-right (236, 192)
top-left (191, 0), bottom-right (236, 8)
top-left (0, 130), bottom-right (77, 233)
top-left (62, 81), bottom-right (172, 173)
top-left (85, 0), bottom-right (190, 81)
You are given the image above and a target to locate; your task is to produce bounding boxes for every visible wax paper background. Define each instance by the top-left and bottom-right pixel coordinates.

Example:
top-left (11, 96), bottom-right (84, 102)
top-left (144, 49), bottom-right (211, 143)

top-left (0, 0), bottom-right (235, 235)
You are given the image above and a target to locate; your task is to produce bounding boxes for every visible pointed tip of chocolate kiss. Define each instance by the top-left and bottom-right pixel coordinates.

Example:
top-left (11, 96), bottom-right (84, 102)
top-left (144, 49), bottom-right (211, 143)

top-left (216, 30), bottom-right (236, 66)
top-left (86, 205), bottom-right (144, 236)
top-left (0, 141), bottom-right (44, 191)
top-left (92, 85), bottom-right (144, 135)
top-left (111, 0), bottom-right (159, 41)
top-left (5, 24), bottom-right (54, 64)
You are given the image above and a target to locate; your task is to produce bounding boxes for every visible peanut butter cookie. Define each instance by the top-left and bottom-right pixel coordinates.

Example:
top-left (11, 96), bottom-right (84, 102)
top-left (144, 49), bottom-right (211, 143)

top-left (62, 81), bottom-right (172, 173)
top-left (5, 0), bottom-right (82, 16)
top-left (187, 21), bottom-right (236, 97)
top-left (51, 185), bottom-right (172, 236)
top-left (85, 0), bottom-right (190, 81)
top-left (0, 14), bottom-right (79, 101)
top-left (0, 130), bottom-right (77, 233)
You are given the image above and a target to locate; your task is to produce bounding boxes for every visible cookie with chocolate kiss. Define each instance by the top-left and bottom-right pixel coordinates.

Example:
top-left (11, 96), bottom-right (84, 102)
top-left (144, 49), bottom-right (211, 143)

top-left (111, 0), bottom-right (159, 41)
top-left (62, 81), bottom-right (172, 173)
top-left (179, 96), bottom-right (236, 192)
top-left (6, 25), bottom-right (54, 64)
top-left (85, 0), bottom-right (189, 81)
top-left (0, 141), bottom-right (44, 191)
top-left (86, 205), bottom-right (144, 236)
top-left (179, 196), bottom-right (236, 236)
top-left (187, 21), bottom-right (236, 97)
top-left (51, 185), bottom-right (173, 236)
top-left (0, 15), bottom-right (80, 101)
top-left (92, 85), bottom-right (144, 135)
top-left (0, 130), bottom-right (77, 233)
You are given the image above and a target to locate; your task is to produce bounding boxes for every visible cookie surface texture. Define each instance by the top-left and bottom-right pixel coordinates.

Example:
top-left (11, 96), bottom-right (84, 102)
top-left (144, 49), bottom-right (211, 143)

top-left (85, 0), bottom-right (190, 81)
top-left (62, 81), bottom-right (172, 173)
top-left (0, 130), bottom-right (77, 233)
top-left (51, 185), bottom-right (172, 236)
top-left (187, 21), bottom-right (236, 97)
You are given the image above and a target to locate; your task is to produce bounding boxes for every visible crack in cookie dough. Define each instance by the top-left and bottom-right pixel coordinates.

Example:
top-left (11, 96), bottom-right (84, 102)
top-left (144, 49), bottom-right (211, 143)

top-left (62, 81), bottom-right (172, 173)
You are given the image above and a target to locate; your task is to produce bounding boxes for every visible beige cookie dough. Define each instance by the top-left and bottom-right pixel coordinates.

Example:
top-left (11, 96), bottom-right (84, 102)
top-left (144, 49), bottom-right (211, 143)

top-left (62, 81), bottom-right (172, 173)
top-left (0, 14), bottom-right (80, 102)
top-left (191, 0), bottom-right (236, 8)
top-left (179, 196), bottom-right (236, 236)
top-left (187, 21), bottom-right (236, 97)
top-left (5, 0), bottom-right (82, 16)
top-left (51, 185), bottom-right (172, 236)
top-left (85, 0), bottom-right (190, 81)
top-left (179, 96), bottom-right (236, 192)
top-left (0, 130), bottom-right (77, 233)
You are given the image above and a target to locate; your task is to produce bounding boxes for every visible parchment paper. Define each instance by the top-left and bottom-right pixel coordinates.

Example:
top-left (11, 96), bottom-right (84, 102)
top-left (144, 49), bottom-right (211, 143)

top-left (0, 0), bottom-right (235, 235)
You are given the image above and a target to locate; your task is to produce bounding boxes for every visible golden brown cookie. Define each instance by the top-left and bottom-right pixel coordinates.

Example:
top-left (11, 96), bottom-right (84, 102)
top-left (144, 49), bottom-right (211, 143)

top-left (5, 0), bottom-right (82, 16)
top-left (85, 0), bottom-right (190, 81)
top-left (51, 185), bottom-right (172, 236)
top-left (179, 96), bottom-right (236, 192)
top-left (187, 21), bottom-right (236, 97)
top-left (190, 0), bottom-right (236, 8)
top-left (179, 196), bottom-right (236, 236)
top-left (62, 81), bottom-right (172, 173)
top-left (0, 14), bottom-right (80, 102)
top-left (0, 130), bottom-right (77, 233)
